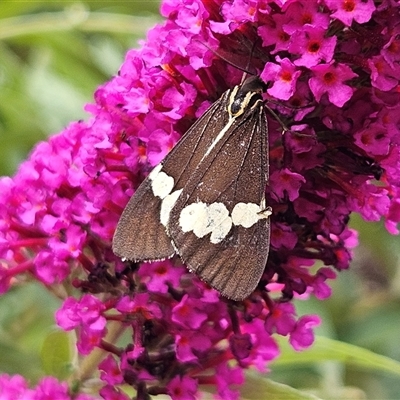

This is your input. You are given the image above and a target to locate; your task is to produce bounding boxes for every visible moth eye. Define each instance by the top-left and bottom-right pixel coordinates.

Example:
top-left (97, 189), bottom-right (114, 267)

top-left (230, 98), bottom-right (245, 116)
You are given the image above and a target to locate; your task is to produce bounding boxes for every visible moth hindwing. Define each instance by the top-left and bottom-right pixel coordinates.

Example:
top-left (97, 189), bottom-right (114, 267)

top-left (112, 75), bottom-right (271, 301)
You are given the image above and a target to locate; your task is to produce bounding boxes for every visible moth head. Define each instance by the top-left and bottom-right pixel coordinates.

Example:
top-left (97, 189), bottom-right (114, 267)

top-left (228, 75), bottom-right (265, 118)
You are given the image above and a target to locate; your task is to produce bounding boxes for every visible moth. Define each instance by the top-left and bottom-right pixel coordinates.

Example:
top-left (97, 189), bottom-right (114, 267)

top-left (112, 75), bottom-right (272, 301)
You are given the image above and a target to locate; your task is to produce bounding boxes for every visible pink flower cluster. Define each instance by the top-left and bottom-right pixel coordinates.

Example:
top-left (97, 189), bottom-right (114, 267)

top-left (0, 374), bottom-right (96, 400)
top-left (1, 0), bottom-right (400, 398)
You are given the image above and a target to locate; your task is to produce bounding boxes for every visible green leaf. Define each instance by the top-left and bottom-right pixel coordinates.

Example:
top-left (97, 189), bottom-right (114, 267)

top-left (201, 374), bottom-right (322, 400)
top-left (241, 374), bottom-right (322, 400)
top-left (274, 335), bottom-right (400, 376)
top-left (40, 329), bottom-right (74, 380)
top-left (0, 3), bottom-right (160, 176)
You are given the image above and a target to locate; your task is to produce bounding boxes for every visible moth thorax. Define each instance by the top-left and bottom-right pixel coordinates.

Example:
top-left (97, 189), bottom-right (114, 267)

top-left (229, 89), bottom-right (263, 118)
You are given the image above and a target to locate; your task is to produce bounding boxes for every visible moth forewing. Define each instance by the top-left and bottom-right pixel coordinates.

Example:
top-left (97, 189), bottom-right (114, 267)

top-left (157, 93), bottom-right (232, 192)
top-left (113, 89), bottom-right (234, 262)
top-left (167, 86), bottom-right (270, 300)
top-left (113, 75), bottom-right (272, 301)
top-left (112, 176), bottom-right (176, 261)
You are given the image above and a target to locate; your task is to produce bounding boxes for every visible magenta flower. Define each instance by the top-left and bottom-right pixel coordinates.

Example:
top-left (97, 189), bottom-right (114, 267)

top-left (325, 0), bottom-right (376, 26)
top-left (166, 375), bottom-right (198, 400)
top-left (258, 13), bottom-right (292, 53)
top-left (0, 374), bottom-right (97, 400)
top-left (309, 62), bottom-right (358, 107)
top-left (289, 315), bottom-right (321, 350)
top-left (368, 54), bottom-right (400, 91)
top-left (56, 294), bottom-right (107, 354)
top-left (289, 26), bottom-right (337, 67)
top-left (282, 1), bottom-right (330, 34)
top-left (99, 355), bottom-right (124, 386)
top-left (1, 0), bottom-right (400, 398)
top-left (261, 57), bottom-right (302, 100)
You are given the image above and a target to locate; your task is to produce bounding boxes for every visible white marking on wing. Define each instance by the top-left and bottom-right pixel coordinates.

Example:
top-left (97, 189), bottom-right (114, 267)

top-left (231, 202), bottom-right (272, 228)
top-left (180, 202), bottom-right (208, 235)
top-left (148, 163), bottom-right (162, 179)
top-left (151, 170), bottom-right (174, 199)
top-left (202, 116), bottom-right (235, 160)
top-left (179, 200), bottom-right (271, 244)
top-left (160, 189), bottom-right (182, 226)
top-left (205, 203), bottom-right (231, 238)
top-left (180, 202), bottom-right (232, 242)
top-left (210, 216), bottom-right (232, 244)
top-left (231, 202), bottom-right (260, 228)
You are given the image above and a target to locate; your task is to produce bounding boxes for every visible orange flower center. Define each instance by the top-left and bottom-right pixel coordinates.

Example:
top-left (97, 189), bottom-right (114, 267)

top-left (343, 0), bottom-right (356, 12)
top-left (308, 41), bottom-right (321, 53)
top-left (323, 71), bottom-right (336, 84)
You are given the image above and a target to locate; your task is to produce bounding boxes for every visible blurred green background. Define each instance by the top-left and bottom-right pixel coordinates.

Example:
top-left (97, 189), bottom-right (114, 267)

top-left (1, 2), bottom-right (400, 399)
top-left (0, 1), bottom-right (160, 176)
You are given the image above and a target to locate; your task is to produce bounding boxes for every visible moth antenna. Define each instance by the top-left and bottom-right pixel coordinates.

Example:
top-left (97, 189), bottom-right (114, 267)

top-left (264, 103), bottom-right (290, 133)
top-left (241, 40), bottom-right (258, 83)
top-left (194, 39), bottom-right (254, 76)
top-left (268, 99), bottom-right (317, 111)
top-left (265, 103), bottom-right (316, 139)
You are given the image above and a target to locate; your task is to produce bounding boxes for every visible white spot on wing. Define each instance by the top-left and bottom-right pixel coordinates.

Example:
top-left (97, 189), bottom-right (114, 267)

top-left (178, 200), bottom-right (272, 244)
top-left (151, 170), bottom-right (174, 199)
top-left (160, 189), bottom-right (182, 226)
top-left (180, 202), bottom-right (232, 242)
top-left (205, 202), bottom-right (231, 238)
top-left (210, 216), bottom-right (232, 244)
top-left (231, 202), bottom-right (260, 228)
top-left (180, 202), bottom-right (208, 235)
top-left (148, 163), bottom-right (162, 180)
top-left (232, 202), bottom-right (272, 228)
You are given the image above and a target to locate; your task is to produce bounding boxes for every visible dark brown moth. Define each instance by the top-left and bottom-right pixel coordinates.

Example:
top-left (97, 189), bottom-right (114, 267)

top-left (112, 75), bottom-right (271, 301)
